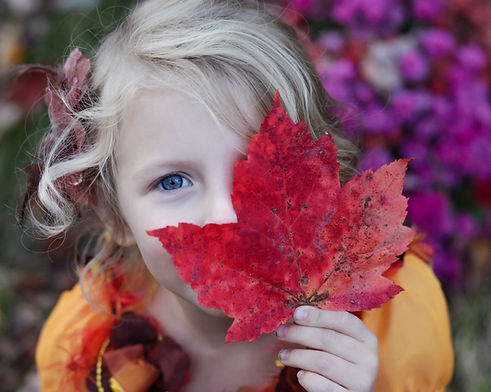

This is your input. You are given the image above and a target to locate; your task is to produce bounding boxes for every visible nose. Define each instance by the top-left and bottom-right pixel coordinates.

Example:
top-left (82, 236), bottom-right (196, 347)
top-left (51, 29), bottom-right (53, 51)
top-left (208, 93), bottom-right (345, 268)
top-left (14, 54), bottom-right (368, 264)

top-left (202, 191), bottom-right (238, 226)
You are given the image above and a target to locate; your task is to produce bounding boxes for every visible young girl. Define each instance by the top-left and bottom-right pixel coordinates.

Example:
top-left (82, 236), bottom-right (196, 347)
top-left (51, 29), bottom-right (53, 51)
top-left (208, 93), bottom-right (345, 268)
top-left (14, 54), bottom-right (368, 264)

top-left (24, 0), bottom-right (453, 391)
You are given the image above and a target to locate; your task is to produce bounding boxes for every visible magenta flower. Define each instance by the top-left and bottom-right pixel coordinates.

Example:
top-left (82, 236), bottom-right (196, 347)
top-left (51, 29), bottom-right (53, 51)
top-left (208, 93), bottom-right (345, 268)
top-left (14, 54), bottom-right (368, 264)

top-left (391, 89), bottom-right (432, 123)
top-left (326, 58), bottom-right (357, 80)
top-left (288, 0), bottom-right (317, 15)
top-left (360, 0), bottom-right (389, 25)
top-left (414, 117), bottom-right (439, 140)
top-left (431, 96), bottom-right (452, 125)
top-left (331, 0), bottom-right (357, 25)
top-left (469, 134), bottom-right (491, 180)
top-left (474, 98), bottom-right (491, 128)
top-left (410, 165), bottom-right (437, 188)
top-left (361, 103), bottom-right (399, 136)
top-left (436, 138), bottom-right (472, 176)
top-left (438, 168), bottom-right (461, 188)
top-left (319, 58), bottom-right (358, 102)
top-left (412, 0), bottom-right (447, 22)
top-left (330, 0), bottom-right (405, 37)
top-left (287, 0), bottom-right (330, 19)
top-left (455, 213), bottom-right (479, 241)
top-left (407, 191), bottom-right (454, 239)
top-left (457, 44), bottom-right (487, 72)
top-left (318, 31), bottom-right (345, 53)
top-left (354, 83), bottom-right (376, 104)
top-left (398, 49), bottom-right (429, 83)
top-left (445, 63), bottom-right (470, 91)
top-left (432, 248), bottom-right (463, 287)
top-left (419, 28), bottom-right (455, 59)
top-left (400, 139), bottom-right (428, 162)
top-left (456, 80), bottom-right (489, 127)
top-left (357, 147), bottom-right (392, 171)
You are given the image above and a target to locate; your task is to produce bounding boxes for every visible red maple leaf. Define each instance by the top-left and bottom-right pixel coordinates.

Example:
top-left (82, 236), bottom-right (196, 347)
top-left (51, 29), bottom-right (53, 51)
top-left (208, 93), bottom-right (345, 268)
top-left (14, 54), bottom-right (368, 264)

top-left (148, 92), bottom-right (415, 342)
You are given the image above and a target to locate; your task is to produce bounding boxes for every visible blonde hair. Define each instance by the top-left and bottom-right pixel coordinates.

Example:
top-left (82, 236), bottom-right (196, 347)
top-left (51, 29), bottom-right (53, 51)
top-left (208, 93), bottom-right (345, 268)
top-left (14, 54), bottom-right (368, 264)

top-left (24, 0), bottom-right (359, 293)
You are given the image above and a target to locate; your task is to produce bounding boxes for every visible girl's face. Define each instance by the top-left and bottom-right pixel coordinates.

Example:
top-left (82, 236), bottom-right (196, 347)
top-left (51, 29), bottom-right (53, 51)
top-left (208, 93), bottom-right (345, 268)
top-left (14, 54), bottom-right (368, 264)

top-left (115, 89), bottom-right (260, 315)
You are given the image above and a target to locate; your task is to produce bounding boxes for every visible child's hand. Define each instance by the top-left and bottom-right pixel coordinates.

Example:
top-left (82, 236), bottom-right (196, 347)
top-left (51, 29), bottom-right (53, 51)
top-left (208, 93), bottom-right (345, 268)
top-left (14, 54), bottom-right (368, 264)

top-left (276, 306), bottom-right (378, 392)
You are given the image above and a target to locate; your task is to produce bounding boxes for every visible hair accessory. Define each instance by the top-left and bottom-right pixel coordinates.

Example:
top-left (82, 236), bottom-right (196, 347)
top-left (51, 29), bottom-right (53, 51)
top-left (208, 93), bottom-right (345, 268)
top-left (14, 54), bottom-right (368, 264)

top-left (19, 48), bottom-right (91, 212)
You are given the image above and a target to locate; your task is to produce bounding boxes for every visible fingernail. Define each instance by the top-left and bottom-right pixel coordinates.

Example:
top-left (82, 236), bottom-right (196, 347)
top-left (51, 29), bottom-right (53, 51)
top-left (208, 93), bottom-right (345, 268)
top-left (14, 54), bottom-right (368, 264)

top-left (278, 349), bottom-right (289, 362)
top-left (275, 358), bottom-right (285, 368)
top-left (276, 325), bottom-right (287, 338)
top-left (294, 307), bottom-right (308, 321)
top-left (297, 370), bottom-right (305, 380)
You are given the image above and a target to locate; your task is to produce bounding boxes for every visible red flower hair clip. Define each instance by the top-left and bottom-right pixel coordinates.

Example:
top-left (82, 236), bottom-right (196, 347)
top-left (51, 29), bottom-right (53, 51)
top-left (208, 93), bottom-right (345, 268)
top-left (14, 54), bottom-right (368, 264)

top-left (19, 48), bottom-right (91, 212)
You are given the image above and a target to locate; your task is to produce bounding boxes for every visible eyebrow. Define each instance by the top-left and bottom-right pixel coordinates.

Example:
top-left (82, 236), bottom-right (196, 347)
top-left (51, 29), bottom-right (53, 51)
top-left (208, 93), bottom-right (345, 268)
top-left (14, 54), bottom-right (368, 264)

top-left (129, 160), bottom-right (203, 182)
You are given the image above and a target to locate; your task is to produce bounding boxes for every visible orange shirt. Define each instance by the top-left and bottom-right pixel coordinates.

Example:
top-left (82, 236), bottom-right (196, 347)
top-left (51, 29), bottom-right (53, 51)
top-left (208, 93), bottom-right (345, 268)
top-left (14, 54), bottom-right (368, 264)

top-left (36, 253), bottom-right (453, 391)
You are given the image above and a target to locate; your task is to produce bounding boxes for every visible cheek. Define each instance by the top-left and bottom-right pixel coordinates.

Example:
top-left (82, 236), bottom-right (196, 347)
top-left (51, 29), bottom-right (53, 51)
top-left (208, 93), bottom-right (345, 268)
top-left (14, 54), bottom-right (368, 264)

top-left (133, 231), bottom-right (227, 318)
top-left (135, 234), bottom-right (181, 288)
top-left (131, 228), bottom-right (232, 320)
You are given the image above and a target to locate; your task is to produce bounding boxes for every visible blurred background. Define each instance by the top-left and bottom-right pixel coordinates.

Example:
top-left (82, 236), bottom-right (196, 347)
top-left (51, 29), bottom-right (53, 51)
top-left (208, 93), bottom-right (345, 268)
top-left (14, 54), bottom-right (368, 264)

top-left (0, 0), bottom-right (489, 391)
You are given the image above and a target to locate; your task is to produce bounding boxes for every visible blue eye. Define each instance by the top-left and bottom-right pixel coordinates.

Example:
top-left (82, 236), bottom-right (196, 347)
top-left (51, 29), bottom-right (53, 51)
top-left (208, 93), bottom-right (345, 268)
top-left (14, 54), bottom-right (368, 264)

top-left (158, 174), bottom-right (192, 191)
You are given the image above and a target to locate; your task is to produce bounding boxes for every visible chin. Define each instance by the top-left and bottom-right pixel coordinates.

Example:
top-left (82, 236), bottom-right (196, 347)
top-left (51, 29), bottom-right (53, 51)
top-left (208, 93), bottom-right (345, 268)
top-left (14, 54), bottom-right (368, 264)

top-left (146, 259), bottom-right (231, 319)
top-left (199, 304), bottom-right (228, 318)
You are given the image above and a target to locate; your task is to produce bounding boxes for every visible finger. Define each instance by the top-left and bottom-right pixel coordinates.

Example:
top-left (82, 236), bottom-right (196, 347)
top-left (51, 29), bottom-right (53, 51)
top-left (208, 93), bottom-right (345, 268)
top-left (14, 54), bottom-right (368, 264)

top-left (297, 370), bottom-right (347, 392)
top-left (278, 348), bottom-right (357, 389)
top-left (293, 306), bottom-right (377, 347)
top-left (276, 324), bottom-right (376, 365)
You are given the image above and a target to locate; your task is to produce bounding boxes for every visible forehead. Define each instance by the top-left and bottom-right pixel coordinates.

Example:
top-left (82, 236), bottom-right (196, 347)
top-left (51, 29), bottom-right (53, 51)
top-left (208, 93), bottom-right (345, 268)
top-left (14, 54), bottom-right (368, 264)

top-left (115, 89), bottom-right (260, 173)
top-left (133, 70), bottom-right (264, 134)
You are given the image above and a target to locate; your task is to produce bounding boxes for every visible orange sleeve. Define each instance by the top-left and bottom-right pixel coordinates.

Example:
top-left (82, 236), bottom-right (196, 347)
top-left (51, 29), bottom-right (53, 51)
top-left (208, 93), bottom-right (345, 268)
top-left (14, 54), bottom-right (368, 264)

top-left (361, 254), bottom-right (454, 392)
top-left (35, 284), bottom-right (112, 392)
